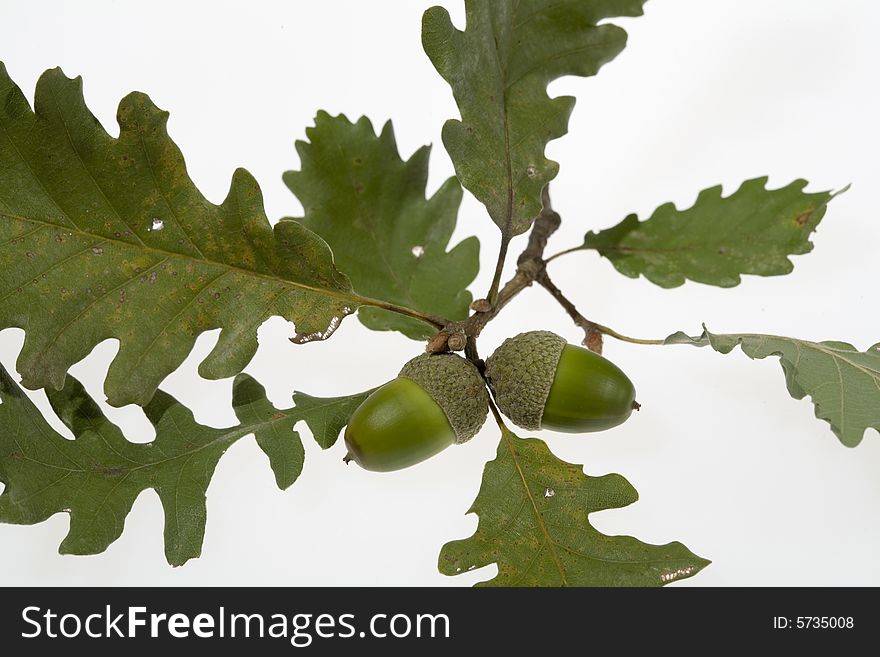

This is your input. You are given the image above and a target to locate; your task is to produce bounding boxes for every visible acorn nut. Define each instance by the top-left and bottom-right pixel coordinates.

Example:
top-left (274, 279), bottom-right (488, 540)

top-left (485, 330), bottom-right (637, 433)
top-left (344, 353), bottom-right (489, 472)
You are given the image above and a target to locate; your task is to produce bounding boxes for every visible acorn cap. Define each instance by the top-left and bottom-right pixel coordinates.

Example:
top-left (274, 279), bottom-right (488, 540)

top-left (398, 353), bottom-right (489, 443)
top-left (484, 330), bottom-right (566, 430)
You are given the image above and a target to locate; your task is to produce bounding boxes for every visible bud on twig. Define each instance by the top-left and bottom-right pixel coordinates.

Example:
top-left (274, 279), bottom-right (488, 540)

top-left (585, 329), bottom-right (604, 354)
top-left (425, 331), bottom-right (450, 353)
top-left (447, 332), bottom-right (467, 351)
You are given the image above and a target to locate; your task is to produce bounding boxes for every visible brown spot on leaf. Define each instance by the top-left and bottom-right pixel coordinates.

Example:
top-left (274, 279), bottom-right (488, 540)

top-left (795, 211), bottom-right (811, 226)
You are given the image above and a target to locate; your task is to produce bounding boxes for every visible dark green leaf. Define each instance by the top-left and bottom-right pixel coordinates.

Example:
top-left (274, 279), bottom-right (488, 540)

top-left (583, 178), bottom-right (844, 287)
top-left (0, 365), bottom-right (368, 565)
top-left (284, 113), bottom-right (479, 340)
top-left (667, 327), bottom-right (880, 447)
top-left (440, 427), bottom-right (709, 586)
top-left (0, 64), bottom-right (356, 407)
top-left (423, 0), bottom-right (646, 236)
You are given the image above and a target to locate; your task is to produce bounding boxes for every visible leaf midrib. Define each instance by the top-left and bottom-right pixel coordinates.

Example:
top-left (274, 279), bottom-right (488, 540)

top-left (0, 209), bottom-right (355, 305)
top-left (502, 431), bottom-right (569, 586)
top-left (484, 6), bottom-right (514, 236)
top-left (727, 334), bottom-right (880, 387)
top-left (10, 413), bottom-right (289, 479)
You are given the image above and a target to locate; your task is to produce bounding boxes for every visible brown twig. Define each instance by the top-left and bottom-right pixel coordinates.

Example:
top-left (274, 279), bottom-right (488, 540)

top-left (536, 273), bottom-right (604, 353)
top-left (537, 272), bottom-right (666, 347)
top-left (427, 189), bottom-right (562, 357)
top-left (426, 186), bottom-right (665, 361)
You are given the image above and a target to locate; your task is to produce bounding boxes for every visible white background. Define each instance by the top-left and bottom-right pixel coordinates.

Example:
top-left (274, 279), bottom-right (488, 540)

top-left (1, 0), bottom-right (878, 586)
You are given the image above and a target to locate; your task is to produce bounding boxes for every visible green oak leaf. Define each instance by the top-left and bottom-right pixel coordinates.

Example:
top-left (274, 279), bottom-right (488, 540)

top-left (0, 64), bottom-right (356, 407)
top-left (284, 113), bottom-right (479, 340)
top-left (440, 427), bottom-right (709, 586)
top-left (292, 388), bottom-right (373, 450)
top-left (667, 327), bottom-right (880, 447)
top-left (423, 0), bottom-right (646, 236)
top-left (581, 178), bottom-right (844, 288)
top-left (0, 365), bottom-right (368, 565)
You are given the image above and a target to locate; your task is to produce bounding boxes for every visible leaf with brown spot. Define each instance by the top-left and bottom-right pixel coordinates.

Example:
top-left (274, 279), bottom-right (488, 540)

top-left (580, 178), bottom-right (846, 288)
top-left (440, 426), bottom-right (709, 586)
top-left (0, 64), bottom-right (357, 407)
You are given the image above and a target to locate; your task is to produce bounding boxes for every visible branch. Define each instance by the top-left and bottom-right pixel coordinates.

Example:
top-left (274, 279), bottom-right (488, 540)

top-left (535, 273), bottom-right (604, 353)
top-left (426, 185), bottom-right (666, 357)
top-left (428, 188), bottom-right (561, 354)
top-left (537, 275), bottom-right (666, 347)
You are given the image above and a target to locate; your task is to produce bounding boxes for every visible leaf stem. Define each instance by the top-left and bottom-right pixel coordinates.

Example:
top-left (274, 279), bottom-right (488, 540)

top-left (1, 210), bottom-right (448, 335)
top-left (544, 245), bottom-right (587, 264)
top-left (487, 185), bottom-right (555, 306)
top-left (345, 292), bottom-right (447, 330)
top-left (592, 324), bottom-right (666, 346)
top-left (537, 274), bottom-right (664, 348)
top-left (487, 394), bottom-right (507, 430)
top-left (486, 238), bottom-right (510, 306)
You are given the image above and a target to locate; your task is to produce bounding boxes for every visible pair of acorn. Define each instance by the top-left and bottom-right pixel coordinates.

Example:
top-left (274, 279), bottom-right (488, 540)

top-left (344, 331), bottom-right (638, 472)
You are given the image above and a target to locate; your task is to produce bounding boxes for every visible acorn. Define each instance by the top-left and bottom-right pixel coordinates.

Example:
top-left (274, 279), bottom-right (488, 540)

top-left (344, 353), bottom-right (489, 472)
top-left (485, 331), bottom-right (637, 433)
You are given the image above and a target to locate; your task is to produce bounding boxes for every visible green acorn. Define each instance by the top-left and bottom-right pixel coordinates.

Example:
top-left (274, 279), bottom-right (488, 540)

top-left (485, 330), bottom-right (637, 433)
top-left (344, 353), bottom-right (489, 472)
